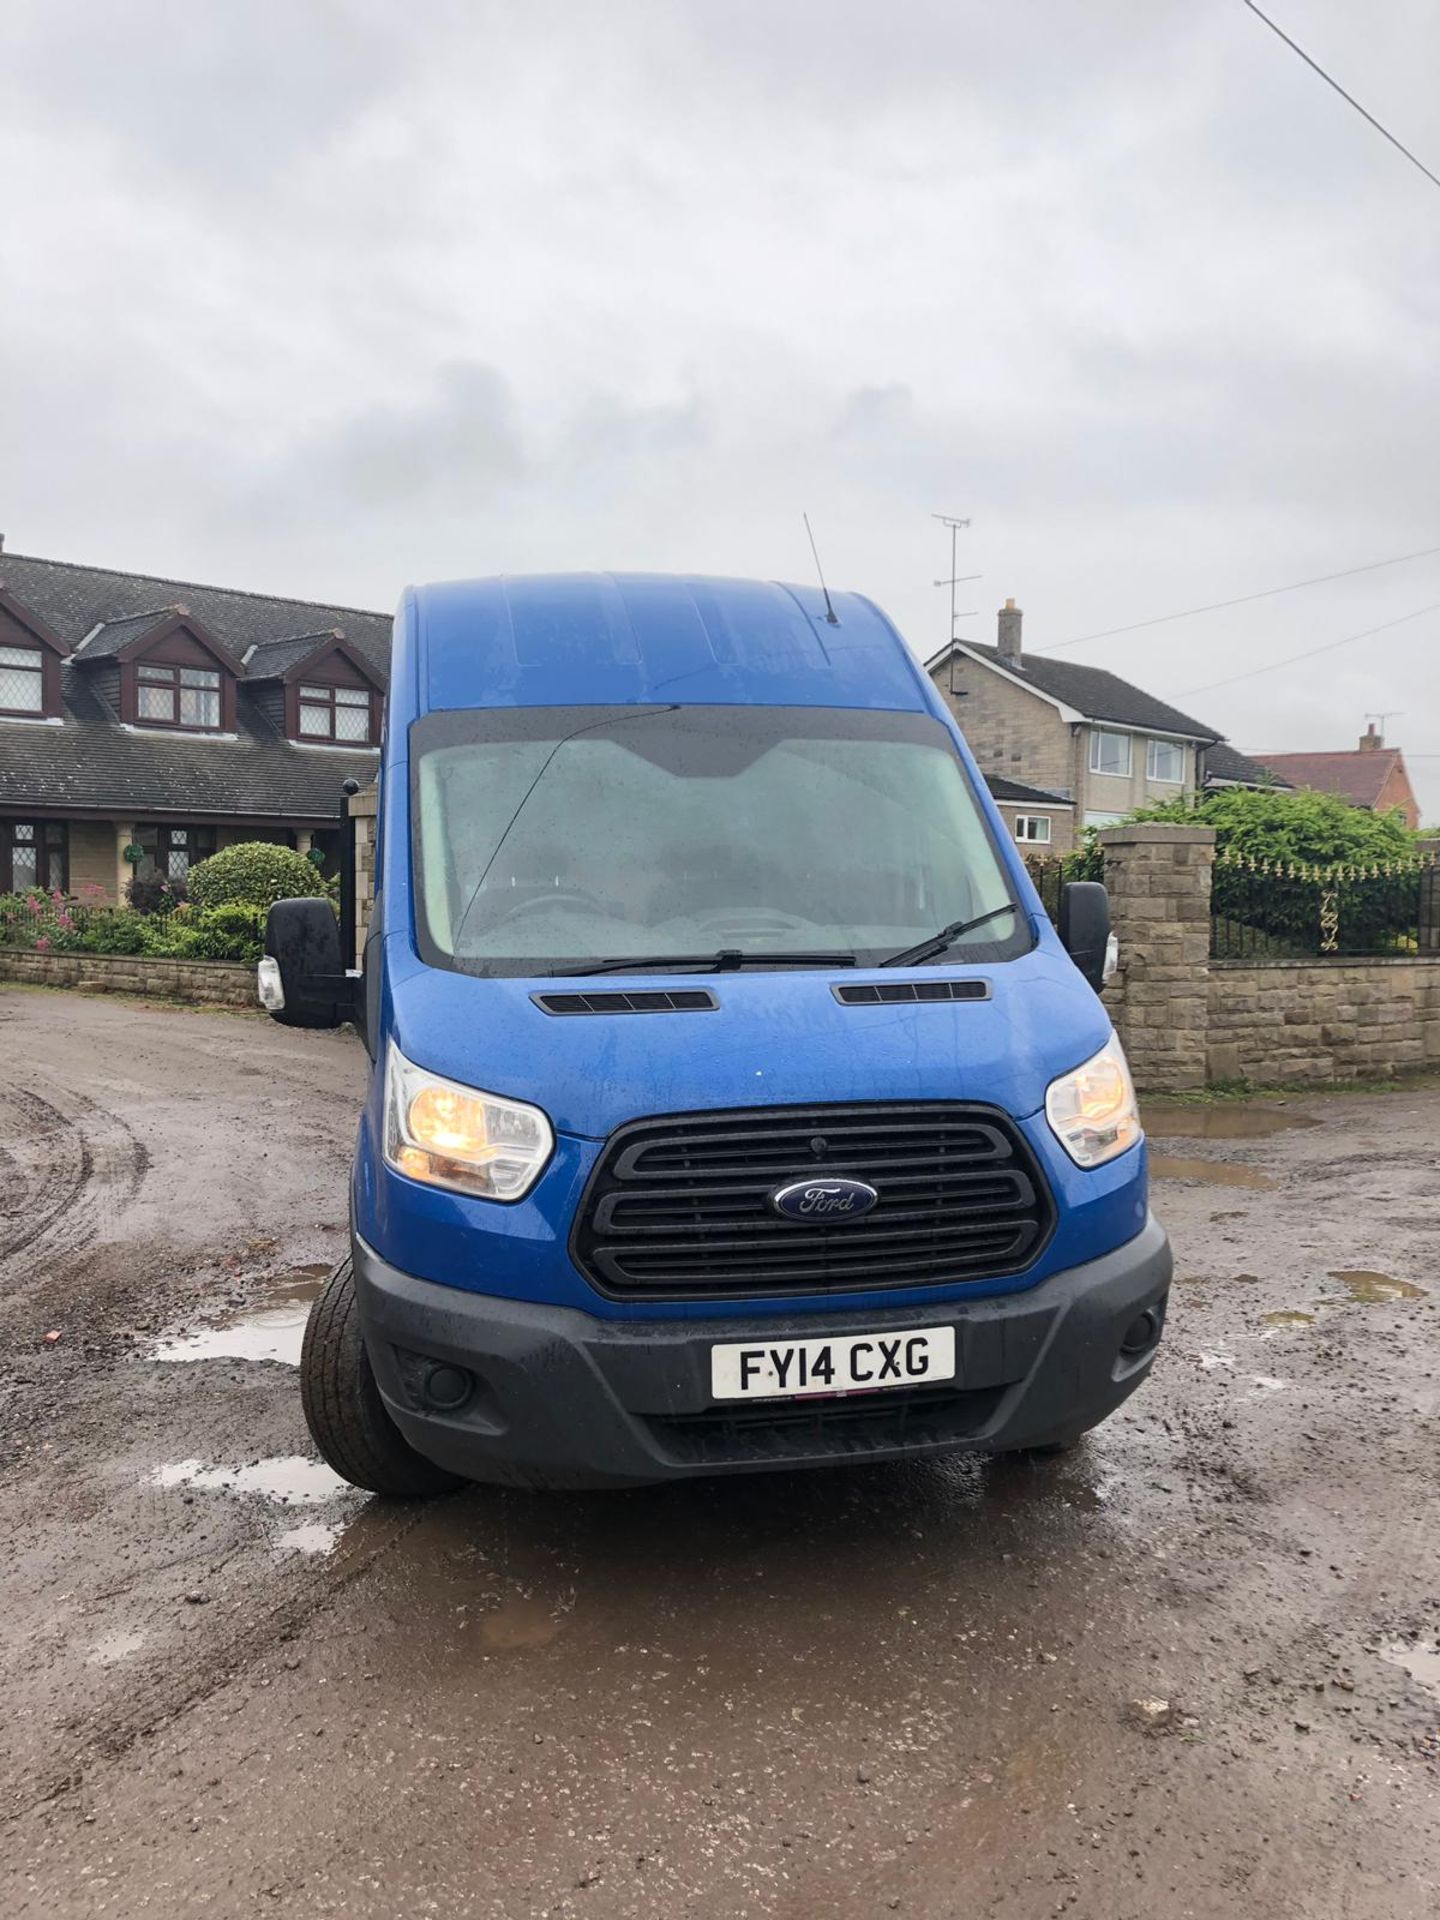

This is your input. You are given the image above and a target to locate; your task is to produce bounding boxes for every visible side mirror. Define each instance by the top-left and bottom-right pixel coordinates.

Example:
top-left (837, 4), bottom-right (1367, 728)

top-left (259, 898), bottom-right (356, 1029)
top-left (1058, 881), bottom-right (1112, 992)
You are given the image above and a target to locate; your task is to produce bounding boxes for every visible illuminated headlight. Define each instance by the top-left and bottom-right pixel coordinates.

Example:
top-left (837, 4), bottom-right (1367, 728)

top-left (1045, 1035), bottom-right (1142, 1169)
top-left (383, 1042), bottom-right (554, 1201)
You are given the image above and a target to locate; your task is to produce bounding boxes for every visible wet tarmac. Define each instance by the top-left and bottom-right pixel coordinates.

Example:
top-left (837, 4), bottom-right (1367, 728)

top-left (2, 991), bottom-right (1439, 1918)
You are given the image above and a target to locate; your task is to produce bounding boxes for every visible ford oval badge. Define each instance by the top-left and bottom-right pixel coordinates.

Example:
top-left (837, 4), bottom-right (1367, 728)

top-left (770, 1177), bottom-right (880, 1222)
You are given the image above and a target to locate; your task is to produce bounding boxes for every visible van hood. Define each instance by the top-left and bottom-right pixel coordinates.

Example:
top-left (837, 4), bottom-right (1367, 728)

top-left (385, 943), bottom-right (1111, 1139)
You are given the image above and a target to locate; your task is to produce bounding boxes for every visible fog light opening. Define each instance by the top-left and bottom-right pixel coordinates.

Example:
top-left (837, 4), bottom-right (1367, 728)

top-left (1120, 1308), bottom-right (1161, 1359)
top-left (422, 1363), bottom-right (474, 1412)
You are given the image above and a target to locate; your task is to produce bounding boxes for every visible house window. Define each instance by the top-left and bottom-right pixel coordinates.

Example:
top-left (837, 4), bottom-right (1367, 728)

top-left (1146, 737), bottom-right (1185, 783)
top-left (136, 663), bottom-right (222, 730)
top-left (137, 824), bottom-right (217, 884)
top-left (1013, 814), bottom-right (1052, 844)
top-left (0, 643), bottom-right (45, 715)
top-left (297, 684), bottom-right (373, 744)
top-left (2, 820), bottom-right (68, 893)
top-left (1088, 729), bottom-right (1132, 777)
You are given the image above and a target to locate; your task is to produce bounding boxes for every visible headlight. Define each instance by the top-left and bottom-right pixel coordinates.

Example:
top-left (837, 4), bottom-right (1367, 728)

top-left (1045, 1035), bottom-right (1141, 1169)
top-left (383, 1043), bottom-right (554, 1200)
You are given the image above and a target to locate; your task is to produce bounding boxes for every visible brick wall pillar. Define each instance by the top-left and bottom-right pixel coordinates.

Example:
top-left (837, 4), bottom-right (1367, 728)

top-left (1098, 823), bottom-right (1216, 1090)
top-left (348, 785), bottom-right (378, 968)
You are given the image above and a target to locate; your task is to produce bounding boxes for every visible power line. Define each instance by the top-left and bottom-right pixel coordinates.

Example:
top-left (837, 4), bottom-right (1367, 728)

top-left (1241, 0), bottom-right (1440, 194)
top-left (1032, 544), bottom-right (1440, 653)
top-left (1176, 600), bottom-right (1440, 697)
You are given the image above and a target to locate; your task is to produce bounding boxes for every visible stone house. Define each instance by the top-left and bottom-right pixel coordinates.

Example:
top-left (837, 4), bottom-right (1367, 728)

top-left (927, 600), bottom-right (1230, 843)
top-left (981, 774), bottom-right (1077, 855)
top-left (1251, 727), bottom-right (1420, 830)
top-left (0, 544), bottom-right (391, 902)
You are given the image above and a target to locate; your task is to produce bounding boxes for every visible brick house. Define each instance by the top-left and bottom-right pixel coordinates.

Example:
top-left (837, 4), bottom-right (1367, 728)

top-left (981, 774), bottom-right (1077, 854)
top-left (927, 600), bottom-right (1228, 849)
top-left (1251, 727), bottom-right (1420, 830)
top-left (0, 545), bottom-right (390, 901)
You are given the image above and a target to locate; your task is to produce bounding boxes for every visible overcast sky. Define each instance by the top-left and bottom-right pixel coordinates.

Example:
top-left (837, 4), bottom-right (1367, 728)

top-left (3, 1), bottom-right (1438, 815)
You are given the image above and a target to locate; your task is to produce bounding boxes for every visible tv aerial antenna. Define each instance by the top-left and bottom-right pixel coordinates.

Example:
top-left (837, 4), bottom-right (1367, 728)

top-left (933, 512), bottom-right (979, 694)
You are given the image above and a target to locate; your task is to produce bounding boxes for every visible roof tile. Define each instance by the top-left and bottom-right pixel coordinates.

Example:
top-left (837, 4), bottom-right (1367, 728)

top-left (951, 642), bottom-right (1222, 741)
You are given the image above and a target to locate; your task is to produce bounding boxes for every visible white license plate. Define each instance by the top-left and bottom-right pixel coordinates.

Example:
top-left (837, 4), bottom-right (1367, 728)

top-left (710, 1326), bottom-right (956, 1402)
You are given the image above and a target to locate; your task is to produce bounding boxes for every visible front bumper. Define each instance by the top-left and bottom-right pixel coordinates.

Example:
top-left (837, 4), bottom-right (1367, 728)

top-left (353, 1216), bottom-right (1171, 1489)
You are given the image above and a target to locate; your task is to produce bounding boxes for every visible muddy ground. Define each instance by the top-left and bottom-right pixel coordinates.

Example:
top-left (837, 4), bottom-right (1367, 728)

top-left (1, 986), bottom-right (1438, 1918)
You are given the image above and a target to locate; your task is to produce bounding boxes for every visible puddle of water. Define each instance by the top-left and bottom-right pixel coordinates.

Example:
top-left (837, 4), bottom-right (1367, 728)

top-left (86, 1629), bottom-right (147, 1667)
top-left (1149, 1156), bottom-right (1274, 1191)
top-left (149, 1266), bottom-right (328, 1367)
top-left (275, 1521), bottom-right (346, 1557)
top-left (1144, 1105), bottom-right (1320, 1140)
top-left (1248, 1375), bottom-right (1289, 1393)
top-left (153, 1455), bottom-right (349, 1506)
top-left (1262, 1311), bottom-right (1316, 1329)
top-left (480, 1597), bottom-right (564, 1651)
top-left (1378, 1635), bottom-right (1440, 1702)
top-left (1330, 1269), bottom-right (1427, 1305)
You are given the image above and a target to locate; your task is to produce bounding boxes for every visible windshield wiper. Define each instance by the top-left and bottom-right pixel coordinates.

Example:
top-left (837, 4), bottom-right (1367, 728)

top-left (550, 949), bottom-right (858, 978)
top-left (879, 904), bottom-right (1020, 969)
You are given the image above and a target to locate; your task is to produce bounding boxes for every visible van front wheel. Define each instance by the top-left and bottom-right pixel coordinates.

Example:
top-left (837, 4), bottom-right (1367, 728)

top-left (300, 1257), bottom-right (463, 1498)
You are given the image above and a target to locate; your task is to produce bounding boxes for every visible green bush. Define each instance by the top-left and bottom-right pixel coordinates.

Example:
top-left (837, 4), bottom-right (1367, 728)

top-left (187, 842), bottom-right (326, 911)
top-left (79, 910), bottom-right (152, 955)
top-left (1124, 786), bottom-right (1418, 868)
top-left (185, 903), bottom-right (267, 963)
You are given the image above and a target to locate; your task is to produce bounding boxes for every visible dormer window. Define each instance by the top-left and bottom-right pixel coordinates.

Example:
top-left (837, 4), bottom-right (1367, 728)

top-left (0, 643), bottom-right (45, 715)
top-left (241, 628), bottom-right (385, 748)
top-left (137, 662), bottom-right (223, 730)
top-left (0, 586), bottom-right (70, 719)
top-left (299, 683), bottom-right (373, 743)
top-left (74, 605), bottom-right (240, 733)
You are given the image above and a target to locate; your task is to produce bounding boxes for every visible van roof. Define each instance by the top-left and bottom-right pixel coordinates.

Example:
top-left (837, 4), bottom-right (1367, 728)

top-left (409, 573), bottom-right (929, 713)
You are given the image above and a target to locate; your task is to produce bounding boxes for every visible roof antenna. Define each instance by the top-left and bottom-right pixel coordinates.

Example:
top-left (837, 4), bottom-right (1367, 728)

top-left (803, 513), bottom-right (840, 624)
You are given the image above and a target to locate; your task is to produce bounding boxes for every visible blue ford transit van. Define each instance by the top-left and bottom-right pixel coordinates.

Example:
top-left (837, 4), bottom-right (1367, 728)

top-left (261, 574), bottom-right (1169, 1493)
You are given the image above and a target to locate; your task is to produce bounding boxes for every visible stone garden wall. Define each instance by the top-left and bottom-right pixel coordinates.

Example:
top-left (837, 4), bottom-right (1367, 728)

top-left (0, 949), bottom-right (256, 1007)
top-left (1100, 824), bottom-right (1440, 1089)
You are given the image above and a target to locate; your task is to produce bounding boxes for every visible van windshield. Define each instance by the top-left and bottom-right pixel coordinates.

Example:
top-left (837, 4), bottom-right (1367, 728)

top-left (410, 704), bottom-right (1029, 977)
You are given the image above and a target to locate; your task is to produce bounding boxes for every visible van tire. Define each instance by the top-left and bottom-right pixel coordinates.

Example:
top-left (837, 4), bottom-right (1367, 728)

top-left (300, 1257), bottom-right (464, 1499)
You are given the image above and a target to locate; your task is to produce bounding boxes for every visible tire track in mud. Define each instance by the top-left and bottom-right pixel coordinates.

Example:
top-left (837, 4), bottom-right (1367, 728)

top-left (0, 1078), bottom-right (148, 1280)
top-left (0, 1501), bottom-right (430, 1826)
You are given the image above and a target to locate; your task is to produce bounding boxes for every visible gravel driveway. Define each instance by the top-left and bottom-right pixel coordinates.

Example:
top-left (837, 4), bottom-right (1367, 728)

top-left (1, 987), bottom-right (1437, 1918)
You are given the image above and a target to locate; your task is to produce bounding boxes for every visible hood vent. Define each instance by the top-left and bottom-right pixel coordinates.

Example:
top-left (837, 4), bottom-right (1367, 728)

top-left (833, 979), bottom-right (990, 1006)
top-left (532, 988), bottom-right (719, 1016)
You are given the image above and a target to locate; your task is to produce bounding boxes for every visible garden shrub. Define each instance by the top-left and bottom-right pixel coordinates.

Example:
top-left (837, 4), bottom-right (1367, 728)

top-left (184, 903), bottom-right (267, 963)
top-left (1123, 786), bottom-right (1418, 868)
top-left (187, 842), bottom-right (326, 911)
top-left (127, 872), bottom-right (186, 914)
top-left (79, 910), bottom-right (152, 955)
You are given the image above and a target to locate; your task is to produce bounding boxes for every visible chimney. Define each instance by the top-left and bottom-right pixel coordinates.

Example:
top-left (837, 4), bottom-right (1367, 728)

top-left (1359, 722), bottom-right (1382, 751)
top-left (997, 597), bottom-right (1022, 666)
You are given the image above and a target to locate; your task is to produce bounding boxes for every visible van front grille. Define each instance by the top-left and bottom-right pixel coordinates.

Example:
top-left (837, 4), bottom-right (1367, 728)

top-left (645, 1385), bottom-right (1007, 1465)
top-left (571, 1102), bottom-right (1053, 1301)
